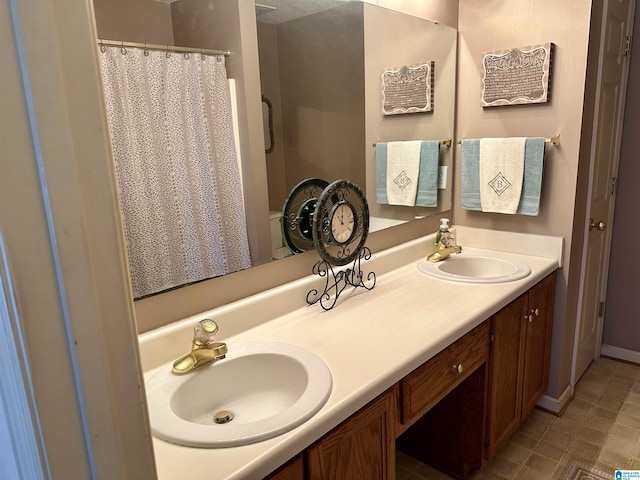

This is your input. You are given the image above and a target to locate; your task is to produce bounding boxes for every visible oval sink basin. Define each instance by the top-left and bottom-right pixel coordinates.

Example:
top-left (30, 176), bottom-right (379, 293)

top-left (145, 341), bottom-right (332, 448)
top-left (417, 253), bottom-right (531, 284)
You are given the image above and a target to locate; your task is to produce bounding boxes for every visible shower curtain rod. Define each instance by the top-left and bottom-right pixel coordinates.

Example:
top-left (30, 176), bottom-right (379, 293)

top-left (98, 39), bottom-right (231, 57)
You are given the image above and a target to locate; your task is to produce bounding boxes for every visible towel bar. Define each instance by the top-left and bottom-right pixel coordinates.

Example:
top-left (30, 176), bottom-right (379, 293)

top-left (372, 139), bottom-right (452, 148)
top-left (456, 134), bottom-right (560, 145)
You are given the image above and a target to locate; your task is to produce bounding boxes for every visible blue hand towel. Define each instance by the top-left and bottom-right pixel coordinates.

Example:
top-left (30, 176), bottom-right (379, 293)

top-left (518, 137), bottom-right (545, 215)
top-left (461, 139), bottom-right (482, 210)
top-left (461, 137), bottom-right (545, 215)
top-left (375, 142), bottom-right (389, 204)
top-left (416, 140), bottom-right (440, 207)
top-left (376, 140), bottom-right (440, 206)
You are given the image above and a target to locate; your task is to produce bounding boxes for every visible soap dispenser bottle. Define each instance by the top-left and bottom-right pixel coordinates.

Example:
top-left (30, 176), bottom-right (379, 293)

top-left (435, 218), bottom-right (450, 244)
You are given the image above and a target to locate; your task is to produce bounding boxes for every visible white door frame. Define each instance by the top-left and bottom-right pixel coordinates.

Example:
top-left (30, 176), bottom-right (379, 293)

top-left (0, 229), bottom-right (48, 480)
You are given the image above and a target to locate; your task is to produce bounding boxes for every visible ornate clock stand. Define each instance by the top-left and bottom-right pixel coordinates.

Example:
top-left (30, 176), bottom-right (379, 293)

top-left (306, 247), bottom-right (376, 311)
top-left (306, 179), bottom-right (376, 311)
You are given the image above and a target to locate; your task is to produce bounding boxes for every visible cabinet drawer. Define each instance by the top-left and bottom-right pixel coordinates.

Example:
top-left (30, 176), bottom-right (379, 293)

top-left (400, 322), bottom-right (488, 426)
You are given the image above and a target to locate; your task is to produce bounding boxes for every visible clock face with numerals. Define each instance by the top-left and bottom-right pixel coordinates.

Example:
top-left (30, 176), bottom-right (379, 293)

top-left (330, 202), bottom-right (356, 245)
top-left (313, 180), bottom-right (369, 266)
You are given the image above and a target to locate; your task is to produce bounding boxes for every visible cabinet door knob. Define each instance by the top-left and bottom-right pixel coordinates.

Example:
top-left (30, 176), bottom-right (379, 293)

top-left (526, 314), bottom-right (533, 323)
top-left (533, 308), bottom-right (540, 316)
top-left (453, 363), bottom-right (464, 374)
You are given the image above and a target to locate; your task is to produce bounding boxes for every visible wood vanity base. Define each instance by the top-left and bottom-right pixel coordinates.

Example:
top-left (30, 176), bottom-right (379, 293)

top-left (397, 365), bottom-right (486, 479)
top-left (265, 272), bottom-right (556, 480)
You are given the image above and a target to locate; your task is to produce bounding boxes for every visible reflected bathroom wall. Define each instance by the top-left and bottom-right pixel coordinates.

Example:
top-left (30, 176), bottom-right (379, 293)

top-left (364, 3), bottom-right (457, 221)
top-left (257, 3), bottom-right (366, 212)
top-left (256, 1), bottom-right (457, 232)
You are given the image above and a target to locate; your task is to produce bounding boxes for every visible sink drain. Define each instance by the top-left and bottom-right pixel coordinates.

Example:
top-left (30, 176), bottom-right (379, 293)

top-left (213, 410), bottom-right (234, 424)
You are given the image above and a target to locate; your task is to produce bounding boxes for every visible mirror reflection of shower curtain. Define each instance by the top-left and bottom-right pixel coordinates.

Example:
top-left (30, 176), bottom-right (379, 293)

top-left (98, 46), bottom-right (251, 298)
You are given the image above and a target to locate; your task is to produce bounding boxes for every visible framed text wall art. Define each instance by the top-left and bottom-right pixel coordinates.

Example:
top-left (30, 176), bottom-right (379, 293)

top-left (481, 43), bottom-right (554, 107)
top-left (382, 61), bottom-right (434, 115)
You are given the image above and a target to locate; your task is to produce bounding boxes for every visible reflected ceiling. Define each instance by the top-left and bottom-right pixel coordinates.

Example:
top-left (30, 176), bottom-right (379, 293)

top-left (255, 0), bottom-right (352, 24)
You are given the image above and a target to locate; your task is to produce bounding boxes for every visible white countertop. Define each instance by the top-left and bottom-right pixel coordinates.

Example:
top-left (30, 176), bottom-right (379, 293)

top-left (138, 227), bottom-right (562, 480)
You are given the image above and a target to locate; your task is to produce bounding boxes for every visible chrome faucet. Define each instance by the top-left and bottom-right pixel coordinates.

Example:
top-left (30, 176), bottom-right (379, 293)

top-left (171, 319), bottom-right (228, 375)
top-left (426, 234), bottom-right (462, 263)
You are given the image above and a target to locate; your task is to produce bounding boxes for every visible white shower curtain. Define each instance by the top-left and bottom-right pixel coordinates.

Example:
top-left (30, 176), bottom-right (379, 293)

top-left (98, 46), bottom-right (251, 298)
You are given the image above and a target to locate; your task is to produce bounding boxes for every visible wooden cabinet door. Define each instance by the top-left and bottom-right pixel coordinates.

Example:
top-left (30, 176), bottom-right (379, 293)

top-left (263, 455), bottom-right (304, 480)
top-left (486, 294), bottom-right (528, 458)
top-left (306, 389), bottom-right (396, 480)
top-left (521, 273), bottom-right (556, 417)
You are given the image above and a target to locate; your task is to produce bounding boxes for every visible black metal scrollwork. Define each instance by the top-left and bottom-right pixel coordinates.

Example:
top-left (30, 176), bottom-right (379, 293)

top-left (306, 247), bottom-right (376, 311)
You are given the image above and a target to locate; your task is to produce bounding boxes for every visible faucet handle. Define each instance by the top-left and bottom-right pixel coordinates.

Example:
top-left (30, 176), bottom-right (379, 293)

top-left (439, 229), bottom-right (457, 247)
top-left (193, 319), bottom-right (219, 346)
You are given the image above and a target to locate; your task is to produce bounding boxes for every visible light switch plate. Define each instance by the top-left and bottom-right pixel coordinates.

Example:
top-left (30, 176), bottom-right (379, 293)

top-left (438, 166), bottom-right (448, 189)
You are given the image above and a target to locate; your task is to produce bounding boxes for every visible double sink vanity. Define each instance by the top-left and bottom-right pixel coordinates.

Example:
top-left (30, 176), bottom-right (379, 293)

top-left (138, 226), bottom-right (563, 480)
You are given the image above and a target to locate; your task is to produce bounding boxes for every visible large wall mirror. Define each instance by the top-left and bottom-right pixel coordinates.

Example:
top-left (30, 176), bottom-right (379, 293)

top-left (92, 0), bottom-right (457, 300)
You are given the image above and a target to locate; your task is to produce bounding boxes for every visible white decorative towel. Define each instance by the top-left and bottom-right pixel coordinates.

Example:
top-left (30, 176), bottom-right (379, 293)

top-left (386, 140), bottom-right (422, 206)
top-left (479, 137), bottom-right (526, 214)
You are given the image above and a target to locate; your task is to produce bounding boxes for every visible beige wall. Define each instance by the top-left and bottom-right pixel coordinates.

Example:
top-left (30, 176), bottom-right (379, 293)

top-left (92, 0), bottom-right (173, 45)
top-left (603, 2), bottom-right (640, 352)
top-left (257, 22), bottom-right (287, 211)
top-left (277, 3), bottom-right (366, 192)
top-left (364, 4), bottom-right (456, 221)
top-left (454, 0), bottom-right (593, 397)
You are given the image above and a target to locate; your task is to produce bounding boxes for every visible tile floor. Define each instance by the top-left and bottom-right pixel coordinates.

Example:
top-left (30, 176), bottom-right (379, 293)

top-left (397, 357), bottom-right (640, 480)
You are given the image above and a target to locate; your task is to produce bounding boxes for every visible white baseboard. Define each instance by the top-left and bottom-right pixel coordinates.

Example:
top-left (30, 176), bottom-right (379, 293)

top-left (534, 346), bottom-right (640, 416)
top-left (600, 344), bottom-right (640, 365)
top-left (536, 384), bottom-right (573, 414)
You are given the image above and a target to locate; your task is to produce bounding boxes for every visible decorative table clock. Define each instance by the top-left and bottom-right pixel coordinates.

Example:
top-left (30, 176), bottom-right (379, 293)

top-left (306, 180), bottom-right (376, 310)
